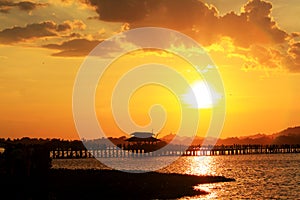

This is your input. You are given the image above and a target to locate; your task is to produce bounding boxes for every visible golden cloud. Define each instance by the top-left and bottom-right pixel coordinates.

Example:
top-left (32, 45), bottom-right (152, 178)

top-left (0, 0), bottom-right (48, 13)
top-left (84, 0), bottom-right (298, 71)
top-left (0, 0), bottom-right (299, 71)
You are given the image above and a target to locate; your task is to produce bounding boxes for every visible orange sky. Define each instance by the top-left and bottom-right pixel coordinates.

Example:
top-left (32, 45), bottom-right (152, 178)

top-left (0, 0), bottom-right (299, 140)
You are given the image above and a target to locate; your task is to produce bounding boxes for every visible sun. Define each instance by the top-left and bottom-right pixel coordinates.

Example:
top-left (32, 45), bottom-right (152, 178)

top-left (182, 81), bottom-right (220, 109)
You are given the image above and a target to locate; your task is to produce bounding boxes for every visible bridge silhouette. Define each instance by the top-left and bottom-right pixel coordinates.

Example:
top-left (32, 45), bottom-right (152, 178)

top-left (50, 144), bottom-right (300, 159)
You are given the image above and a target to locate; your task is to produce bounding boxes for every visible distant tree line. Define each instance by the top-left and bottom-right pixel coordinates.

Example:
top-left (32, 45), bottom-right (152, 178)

top-left (0, 137), bottom-right (86, 150)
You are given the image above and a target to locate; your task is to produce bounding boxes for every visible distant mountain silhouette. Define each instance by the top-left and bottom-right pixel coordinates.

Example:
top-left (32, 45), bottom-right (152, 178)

top-left (271, 126), bottom-right (300, 145)
top-left (159, 126), bottom-right (300, 145)
top-left (272, 126), bottom-right (300, 137)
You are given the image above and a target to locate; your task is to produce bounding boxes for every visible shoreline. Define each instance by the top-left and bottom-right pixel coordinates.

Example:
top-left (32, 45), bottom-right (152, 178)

top-left (1, 169), bottom-right (235, 199)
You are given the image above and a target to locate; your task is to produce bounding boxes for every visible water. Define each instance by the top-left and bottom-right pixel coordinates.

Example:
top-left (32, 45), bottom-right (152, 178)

top-left (52, 154), bottom-right (300, 199)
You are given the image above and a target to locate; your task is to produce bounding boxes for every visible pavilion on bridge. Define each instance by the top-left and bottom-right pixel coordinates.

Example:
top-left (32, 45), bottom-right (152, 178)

top-left (125, 132), bottom-right (161, 144)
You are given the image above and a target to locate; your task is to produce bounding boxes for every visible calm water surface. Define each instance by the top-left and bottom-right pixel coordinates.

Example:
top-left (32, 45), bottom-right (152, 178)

top-left (52, 154), bottom-right (300, 199)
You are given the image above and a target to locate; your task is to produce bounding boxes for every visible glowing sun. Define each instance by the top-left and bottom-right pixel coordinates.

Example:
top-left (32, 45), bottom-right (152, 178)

top-left (182, 81), bottom-right (220, 109)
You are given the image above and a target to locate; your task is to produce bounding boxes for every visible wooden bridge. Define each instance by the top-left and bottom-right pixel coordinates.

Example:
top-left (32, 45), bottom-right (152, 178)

top-left (50, 144), bottom-right (300, 159)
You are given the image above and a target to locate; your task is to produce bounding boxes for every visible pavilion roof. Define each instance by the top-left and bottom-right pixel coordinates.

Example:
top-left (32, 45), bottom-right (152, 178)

top-left (125, 136), bottom-right (160, 142)
top-left (130, 132), bottom-right (155, 138)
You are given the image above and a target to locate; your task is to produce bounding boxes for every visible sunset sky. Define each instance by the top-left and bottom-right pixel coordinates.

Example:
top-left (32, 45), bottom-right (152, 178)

top-left (0, 0), bottom-right (299, 140)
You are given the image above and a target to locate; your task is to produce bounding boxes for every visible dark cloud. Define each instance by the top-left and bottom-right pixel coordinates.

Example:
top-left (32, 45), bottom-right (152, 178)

top-left (86, 0), bottom-right (148, 22)
top-left (56, 22), bottom-right (72, 32)
top-left (85, 0), bottom-right (218, 34)
top-left (0, 0), bottom-right (47, 13)
top-left (0, 21), bottom-right (72, 44)
top-left (42, 39), bottom-right (101, 57)
top-left (240, 0), bottom-right (286, 45)
top-left (18, 1), bottom-right (37, 11)
top-left (85, 0), bottom-right (287, 47)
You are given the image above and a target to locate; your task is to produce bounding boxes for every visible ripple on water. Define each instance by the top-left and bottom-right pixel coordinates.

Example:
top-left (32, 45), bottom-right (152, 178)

top-left (52, 154), bottom-right (300, 199)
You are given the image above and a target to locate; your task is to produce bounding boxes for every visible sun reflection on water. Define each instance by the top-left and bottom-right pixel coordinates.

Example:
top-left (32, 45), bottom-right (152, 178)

top-left (183, 156), bottom-right (216, 176)
top-left (179, 156), bottom-right (221, 200)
